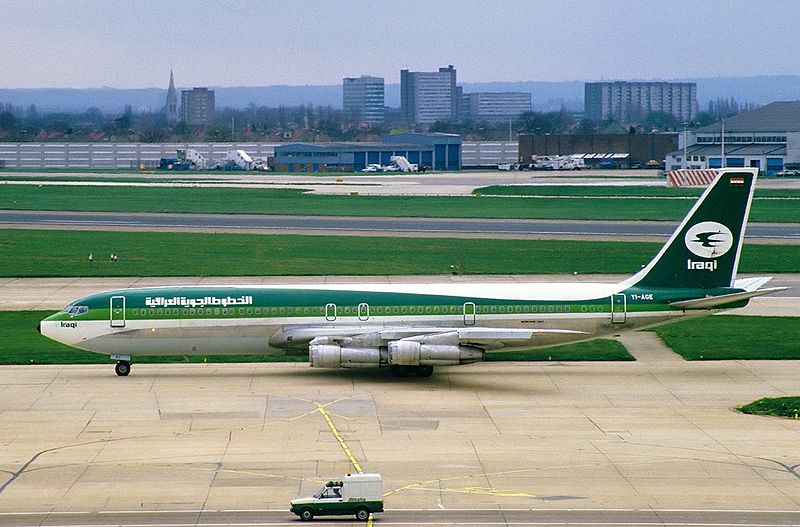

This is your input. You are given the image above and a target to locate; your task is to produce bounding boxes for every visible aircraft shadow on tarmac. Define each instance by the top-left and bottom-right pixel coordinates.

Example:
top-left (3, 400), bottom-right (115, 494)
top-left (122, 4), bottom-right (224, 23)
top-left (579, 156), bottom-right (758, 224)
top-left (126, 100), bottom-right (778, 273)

top-left (81, 363), bottom-right (547, 394)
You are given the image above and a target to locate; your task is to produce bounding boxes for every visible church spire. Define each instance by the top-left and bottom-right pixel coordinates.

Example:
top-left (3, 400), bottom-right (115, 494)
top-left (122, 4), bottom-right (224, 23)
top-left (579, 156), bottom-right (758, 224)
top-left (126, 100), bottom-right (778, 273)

top-left (165, 69), bottom-right (178, 125)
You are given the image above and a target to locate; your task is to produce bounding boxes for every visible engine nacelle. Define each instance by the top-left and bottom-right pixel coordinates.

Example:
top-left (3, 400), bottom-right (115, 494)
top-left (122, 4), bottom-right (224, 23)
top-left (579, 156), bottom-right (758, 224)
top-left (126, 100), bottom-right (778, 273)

top-left (388, 340), bottom-right (484, 366)
top-left (309, 344), bottom-right (381, 369)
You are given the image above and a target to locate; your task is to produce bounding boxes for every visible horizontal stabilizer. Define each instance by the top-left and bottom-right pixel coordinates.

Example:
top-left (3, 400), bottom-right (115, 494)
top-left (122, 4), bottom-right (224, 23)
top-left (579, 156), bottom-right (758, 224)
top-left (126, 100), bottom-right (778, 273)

top-left (733, 276), bottom-right (773, 292)
top-left (669, 287), bottom-right (788, 310)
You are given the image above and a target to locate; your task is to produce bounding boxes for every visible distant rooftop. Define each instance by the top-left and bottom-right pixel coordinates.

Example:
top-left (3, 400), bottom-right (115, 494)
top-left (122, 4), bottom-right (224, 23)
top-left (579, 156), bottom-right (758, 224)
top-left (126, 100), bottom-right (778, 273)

top-left (697, 101), bottom-right (800, 133)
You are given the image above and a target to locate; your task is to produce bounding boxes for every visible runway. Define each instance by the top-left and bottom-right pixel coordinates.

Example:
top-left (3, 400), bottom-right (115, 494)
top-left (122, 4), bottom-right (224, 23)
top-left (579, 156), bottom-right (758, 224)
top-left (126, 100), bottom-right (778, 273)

top-left (1, 210), bottom-right (799, 242)
top-left (4, 507), bottom-right (800, 526)
top-left (1, 361), bottom-right (799, 523)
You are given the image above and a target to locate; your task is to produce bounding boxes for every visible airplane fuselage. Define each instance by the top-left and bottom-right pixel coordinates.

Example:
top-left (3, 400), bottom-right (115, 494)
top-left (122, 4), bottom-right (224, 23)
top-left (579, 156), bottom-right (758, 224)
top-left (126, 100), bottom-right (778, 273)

top-left (40, 281), bottom-right (738, 359)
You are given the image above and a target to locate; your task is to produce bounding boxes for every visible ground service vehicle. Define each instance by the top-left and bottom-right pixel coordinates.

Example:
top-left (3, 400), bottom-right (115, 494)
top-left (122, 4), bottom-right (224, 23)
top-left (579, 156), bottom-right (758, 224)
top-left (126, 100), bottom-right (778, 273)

top-left (290, 473), bottom-right (383, 521)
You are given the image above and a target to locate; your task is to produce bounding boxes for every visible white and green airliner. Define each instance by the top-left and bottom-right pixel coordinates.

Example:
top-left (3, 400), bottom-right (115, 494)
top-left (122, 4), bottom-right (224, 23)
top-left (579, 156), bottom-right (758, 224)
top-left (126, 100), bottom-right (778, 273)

top-left (40, 169), bottom-right (784, 377)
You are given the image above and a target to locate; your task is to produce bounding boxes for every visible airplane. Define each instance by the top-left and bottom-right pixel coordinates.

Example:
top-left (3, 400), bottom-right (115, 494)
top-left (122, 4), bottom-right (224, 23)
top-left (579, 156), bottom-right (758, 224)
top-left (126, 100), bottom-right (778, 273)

top-left (39, 169), bottom-right (785, 377)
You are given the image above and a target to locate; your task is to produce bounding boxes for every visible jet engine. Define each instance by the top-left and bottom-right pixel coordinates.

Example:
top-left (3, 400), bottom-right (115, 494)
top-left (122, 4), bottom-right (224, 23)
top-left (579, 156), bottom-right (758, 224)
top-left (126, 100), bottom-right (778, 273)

top-left (308, 331), bottom-right (484, 369)
top-left (387, 340), bottom-right (483, 366)
top-left (309, 344), bottom-right (381, 369)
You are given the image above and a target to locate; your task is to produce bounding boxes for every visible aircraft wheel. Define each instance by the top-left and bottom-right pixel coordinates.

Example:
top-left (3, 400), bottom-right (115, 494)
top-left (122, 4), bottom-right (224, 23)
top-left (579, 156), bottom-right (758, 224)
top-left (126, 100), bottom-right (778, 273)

top-left (390, 365), bottom-right (411, 377)
top-left (299, 507), bottom-right (314, 521)
top-left (355, 506), bottom-right (370, 520)
top-left (115, 360), bottom-right (131, 377)
top-left (415, 365), bottom-right (434, 377)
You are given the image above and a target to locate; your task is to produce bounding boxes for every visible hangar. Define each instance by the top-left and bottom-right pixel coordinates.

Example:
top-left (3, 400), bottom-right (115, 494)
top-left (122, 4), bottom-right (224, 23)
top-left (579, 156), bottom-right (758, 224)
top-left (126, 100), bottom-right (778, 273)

top-left (272, 132), bottom-right (461, 172)
top-left (666, 101), bottom-right (800, 174)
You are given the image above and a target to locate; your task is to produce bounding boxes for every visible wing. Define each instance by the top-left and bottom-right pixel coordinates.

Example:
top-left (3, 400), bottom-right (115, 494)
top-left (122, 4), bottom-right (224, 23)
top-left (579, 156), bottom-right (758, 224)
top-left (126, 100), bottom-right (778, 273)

top-left (270, 325), bottom-right (588, 351)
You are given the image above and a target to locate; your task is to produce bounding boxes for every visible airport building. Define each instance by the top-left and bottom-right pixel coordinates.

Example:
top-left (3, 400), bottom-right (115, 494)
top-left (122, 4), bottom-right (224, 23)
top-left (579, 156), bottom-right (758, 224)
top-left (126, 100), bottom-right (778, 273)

top-left (181, 87), bottom-right (215, 126)
top-left (665, 101), bottom-right (800, 174)
top-left (585, 81), bottom-right (697, 124)
top-left (519, 133), bottom-right (678, 168)
top-left (401, 65), bottom-right (459, 125)
top-left (343, 76), bottom-right (385, 124)
top-left (273, 132), bottom-right (461, 172)
top-left (459, 92), bottom-right (531, 123)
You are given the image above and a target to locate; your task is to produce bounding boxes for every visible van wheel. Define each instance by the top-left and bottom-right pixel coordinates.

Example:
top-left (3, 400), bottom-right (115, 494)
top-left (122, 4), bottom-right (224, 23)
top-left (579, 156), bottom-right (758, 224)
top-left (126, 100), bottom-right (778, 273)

top-left (355, 507), bottom-right (370, 520)
top-left (299, 508), bottom-right (314, 521)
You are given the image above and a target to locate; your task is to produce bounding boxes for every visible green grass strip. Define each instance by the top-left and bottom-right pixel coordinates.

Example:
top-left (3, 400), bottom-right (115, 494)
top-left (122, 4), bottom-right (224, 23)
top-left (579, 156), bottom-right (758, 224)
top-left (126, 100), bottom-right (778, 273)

top-left (652, 316), bottom-right (800, 360)
top-left (737, 397), bottom-right (800, 418)
top-left (1, 311), bottom-right (631, 365)
top-left (1, 184), bottom-right (798, 221)
top-left (485, 338), bottom-right (632, 361)
top-left (2, 229), bottom-right (798, 277)
top-left (475, 185), bottom-right (800, 198)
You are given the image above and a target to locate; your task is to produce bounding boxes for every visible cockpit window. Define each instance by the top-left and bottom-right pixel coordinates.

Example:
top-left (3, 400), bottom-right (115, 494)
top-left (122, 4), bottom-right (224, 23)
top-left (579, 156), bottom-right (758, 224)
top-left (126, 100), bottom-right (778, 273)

top-left (62, 305), bottom-right (89, 316)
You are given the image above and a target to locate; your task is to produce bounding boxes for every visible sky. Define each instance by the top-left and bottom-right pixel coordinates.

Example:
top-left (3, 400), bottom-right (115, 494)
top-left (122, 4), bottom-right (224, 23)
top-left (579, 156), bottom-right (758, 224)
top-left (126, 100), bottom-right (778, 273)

top-left (2, 0), bottom-right (800, 89)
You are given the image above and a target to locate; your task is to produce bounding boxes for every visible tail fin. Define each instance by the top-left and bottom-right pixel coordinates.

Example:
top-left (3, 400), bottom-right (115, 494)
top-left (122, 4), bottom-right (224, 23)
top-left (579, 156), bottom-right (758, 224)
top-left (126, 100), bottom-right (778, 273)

top-left (627, 169), bottom-right (757, 290)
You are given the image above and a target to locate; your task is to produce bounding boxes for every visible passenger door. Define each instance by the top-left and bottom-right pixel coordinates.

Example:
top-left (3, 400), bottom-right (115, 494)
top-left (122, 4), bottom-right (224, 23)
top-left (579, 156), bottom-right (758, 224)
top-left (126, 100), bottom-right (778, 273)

top-left (611, 294), bottom-right (626, 324)
top-left (110, 296), bottom-right (126, 328)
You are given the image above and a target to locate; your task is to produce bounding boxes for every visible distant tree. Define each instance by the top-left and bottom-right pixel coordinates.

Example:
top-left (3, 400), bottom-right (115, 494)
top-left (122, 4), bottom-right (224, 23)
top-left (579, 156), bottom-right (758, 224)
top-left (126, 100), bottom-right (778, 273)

top-left (707, 97), bottom-right (740, 120)
top-left (694, 111), bottom-right (716, 127)
top-left (428, 120), bottom-right (457, 133)
top-left (84, 107), bottom-right (104, 125)
top-left (25, 104), bottom-right (39, 124)
top-left (643, 111), bottom-right (678, 131)
top-left (0, 111), bottom-right (19, 131)
top-left (574, 118), bottom-right (595, 135)
top-left (599, 120), bottom-right (625, 134)
top-left (516, 111), bottom-right (570, 134)
top-left (112, 113), bottom-right (131, 133)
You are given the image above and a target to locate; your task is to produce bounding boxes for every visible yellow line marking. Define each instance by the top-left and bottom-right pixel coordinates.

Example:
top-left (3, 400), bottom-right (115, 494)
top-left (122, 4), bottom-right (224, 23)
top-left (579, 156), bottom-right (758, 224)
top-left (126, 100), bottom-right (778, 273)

top-left (316, 404), bottom-right (363, 474)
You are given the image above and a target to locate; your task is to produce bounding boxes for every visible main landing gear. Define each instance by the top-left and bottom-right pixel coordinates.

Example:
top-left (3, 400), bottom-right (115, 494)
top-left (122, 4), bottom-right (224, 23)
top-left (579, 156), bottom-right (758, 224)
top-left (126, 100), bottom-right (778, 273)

top-left (112, 354), bottom-right (131, 376)
top-left (390, 365), bottom-right (434, 378)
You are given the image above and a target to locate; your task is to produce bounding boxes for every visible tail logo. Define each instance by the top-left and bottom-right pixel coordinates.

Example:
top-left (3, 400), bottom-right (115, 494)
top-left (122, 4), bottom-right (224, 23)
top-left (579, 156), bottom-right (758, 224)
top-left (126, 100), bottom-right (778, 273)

top-left (684, 222), bottom-right (733, 259)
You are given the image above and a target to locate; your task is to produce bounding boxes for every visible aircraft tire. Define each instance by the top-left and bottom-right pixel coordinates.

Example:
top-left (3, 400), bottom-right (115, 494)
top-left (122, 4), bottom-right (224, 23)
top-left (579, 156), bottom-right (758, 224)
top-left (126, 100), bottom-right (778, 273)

top-left (416, 365), bottom-right (434, 377)
top-left (115, 360), bottom-right (130, 377)
top-left (390, 365), bottom-right (411, 377)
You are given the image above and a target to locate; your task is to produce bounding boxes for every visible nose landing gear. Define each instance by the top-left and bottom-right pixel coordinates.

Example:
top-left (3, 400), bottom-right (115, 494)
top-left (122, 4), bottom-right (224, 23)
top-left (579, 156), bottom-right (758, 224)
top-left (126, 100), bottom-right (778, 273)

top-left (111, 354), bottom-right (132, 376)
